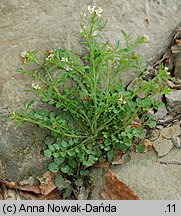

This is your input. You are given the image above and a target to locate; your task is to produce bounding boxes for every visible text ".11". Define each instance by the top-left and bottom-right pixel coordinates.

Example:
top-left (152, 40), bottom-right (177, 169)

top-left (165, 204), bottom-right (176, 213)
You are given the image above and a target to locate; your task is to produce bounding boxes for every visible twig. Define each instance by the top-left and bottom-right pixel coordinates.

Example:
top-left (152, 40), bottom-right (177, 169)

top-left (156, 114), bottom-right (181, 125)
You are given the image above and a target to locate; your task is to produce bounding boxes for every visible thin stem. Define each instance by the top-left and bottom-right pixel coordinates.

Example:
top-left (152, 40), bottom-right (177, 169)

top-left (15, 114), bottom-right (89, 139)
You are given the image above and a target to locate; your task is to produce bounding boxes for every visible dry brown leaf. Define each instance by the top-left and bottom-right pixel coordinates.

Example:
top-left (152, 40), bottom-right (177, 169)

top-left (0, 178), bottom-right (41, 194)
top-left (0, 179), bottom-right (19, 189)
top-left (19, 190), bottom-right (42, 200)
top-left (18, 185), bottom-right (41, 194)
top-left (112, 150), bottom-right (123, 165)
top-left (93, 161), bottom-right (109, 168)
top-left (175, 39), bottom-right (181, 45)
top-left (143, 139), bottom-right (153, 153)
top-left (101, 170), bottom-right (140, 200)
top-left (43, 188), bottom-right (61, 200)
top-left (167, 80), bottom-right (175, 88)
top-left (39, 171), bottom-right (56, 196)
top-left (2, 188), bottom-right (21, 200)
top-left (111, 159), bottom-right (123, 165)
top-left (0, 171), bottom-right (60, 200)
top-left (153, 49), bottom-right (172, 66)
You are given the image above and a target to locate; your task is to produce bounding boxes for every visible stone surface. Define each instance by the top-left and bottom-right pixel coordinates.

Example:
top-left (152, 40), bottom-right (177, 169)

top-left (154, 105), bottom-right (168, 121)
top-left (171, 135), bottom-right (181, 148)
top-left (111, 151), bottom-right (181, 199)
top-left (165, 90), bottom-right (181, 116)
top-left (153, 138), bottom-right (174, 157)
top-left (0, 118), bottom-right (48, 181)
top-left (158, 148), bottom-right (181, 165)
top-left (1, 0), bottom-right (181, 181)
top-left (88, 168), bottom-right (105, 200)
top-left (159, 122), bottom-right (180, 139)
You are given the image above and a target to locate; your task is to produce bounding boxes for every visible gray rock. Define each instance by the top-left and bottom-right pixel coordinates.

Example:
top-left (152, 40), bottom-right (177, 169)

top-left (171, 135), bottom-right (181, 148)
top-left (153, 138), bottom-right (174, 157)
top-left (111, 151), bottom-right (181, 199)
top-left (165, 90), bottom-right (181, 116)
top-left (0, 118), bottom-right (48, 181)
top-left (158, 148), bottom-right (181, 165)
top-left (88, 168), bottom-right (105, 200)
top-left (1, 0), bottom-right (181, 181)
top-left (160, 122), bottom-right (180, 139)
top-left (154, 105), bottom-right (168, 121)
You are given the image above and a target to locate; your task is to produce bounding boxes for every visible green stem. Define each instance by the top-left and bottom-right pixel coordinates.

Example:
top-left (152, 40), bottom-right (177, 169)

top-left (15, 114), bottom-right (89, 139)
top-left (89, 26), bottom-right (98, 133)
top-left (34, 61), bottom-right (91, 125)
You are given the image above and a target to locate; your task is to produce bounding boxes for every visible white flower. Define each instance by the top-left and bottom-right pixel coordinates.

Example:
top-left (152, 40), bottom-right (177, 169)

top-left (119, 95), bottom-right (126, 104)
top-left (21, 51), bottom-right (28, 58)
top-left (32, 83), bottom-right (41, 90)
top-left (81, 11), bottom-right (86, 17)
top-left (165, 66), bottom-right (169, 71)
top-left (46, 53), bottom-right (55, 61)
top-left (95, 7), bottom-right (103, 17)
top-left (92, 30), bottom-right (98, 37)
top-left (80, 25), bottom-right (87, 33)
top-left (88, 5), bottom-right (96, 14)
top-left (65, 66), bottom-right (73, 71)
top-left (143, 34), bottom-right (149, 41)
top-left (88, 5), bottom-right (103, 17)
top-left (61, 57), bottom-right (68, 63)
top-left (106, 45), bottom-right (111, 50)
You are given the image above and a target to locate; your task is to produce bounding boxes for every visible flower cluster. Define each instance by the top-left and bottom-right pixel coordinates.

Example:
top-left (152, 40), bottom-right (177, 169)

top-left (143, 34), bottom-right (149, 41)
top-left (32, 83), bottom-right (41, 90)
top-left (118, 95), bottom-right (126, 104)
top-left (60, 57), bottom-right (72, 71)
top-left (80, 25), bottom-right (87, 33)
top-left (61, 57), bottom-right (68, 63)
top-left (65, 65), bottom-right (73, 71)
top-left (88, 5), bottom-right (103, 17)
top-left (20, 51), bottom-right (28, 58)
top-left (46, 53), bottom-right (55, 61)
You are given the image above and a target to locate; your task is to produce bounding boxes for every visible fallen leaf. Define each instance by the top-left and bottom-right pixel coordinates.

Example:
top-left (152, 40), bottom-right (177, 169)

top-left (18, 185), bottom-right (41, 194)
top-left (175, 39), bottom-right (181, 45)
top-left (19, 190), bottom-right (42, 200)
top-left (143, 139), bottom-right (153, 153)
top-left (167, 80), bottom-right (175, 88)
top-left (2, 188), bottom-right (21, 200)
top-left (101, 170), bottom-right (140, 200)
top-left (112, 150), bottom-right (123, 165)
top-left (0, 178), bottom-right (41, 194)
top-left (39, 171), bottom-right (57, 196)
top-left (43, 188), bottom-right (61, 200)
top-left (93, 161), bottom-right (109, 168)
top-left (128, 118), bottom-right (142, 128)
top-left (0, 179), bottom-right (19, 189)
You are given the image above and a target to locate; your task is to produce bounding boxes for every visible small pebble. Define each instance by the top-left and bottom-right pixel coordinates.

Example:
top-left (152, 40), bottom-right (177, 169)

top-left (171, 135), bottom-right (181, 148)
